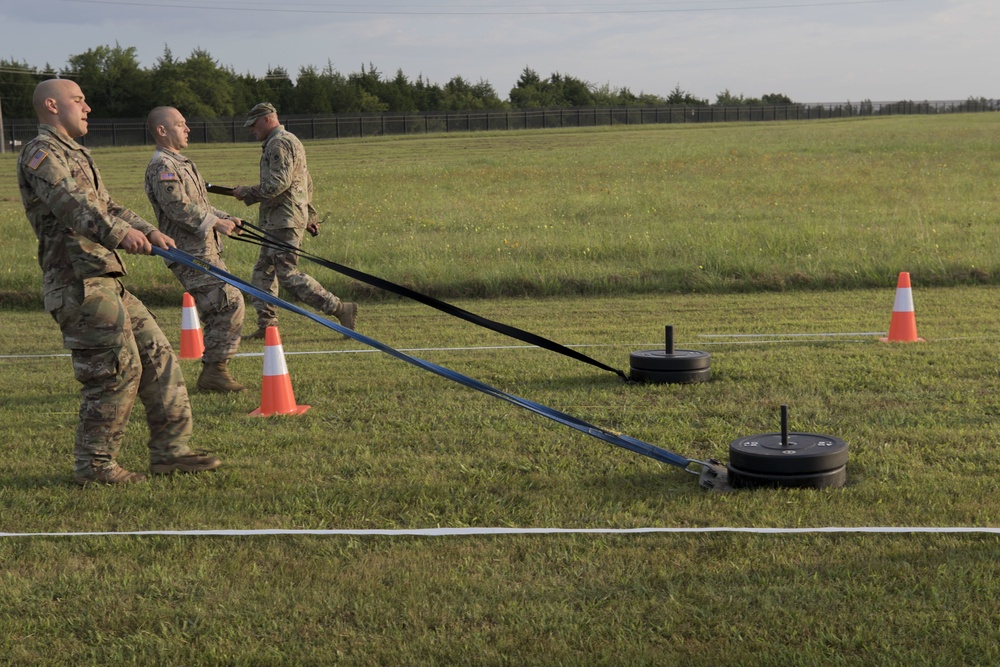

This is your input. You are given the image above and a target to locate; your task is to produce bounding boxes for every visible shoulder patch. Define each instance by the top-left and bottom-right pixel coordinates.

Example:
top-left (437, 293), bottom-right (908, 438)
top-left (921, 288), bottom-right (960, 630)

top-left (27, 149), bottom-right (49, 170)
top-left (159, 171), bottom-right (178, 181)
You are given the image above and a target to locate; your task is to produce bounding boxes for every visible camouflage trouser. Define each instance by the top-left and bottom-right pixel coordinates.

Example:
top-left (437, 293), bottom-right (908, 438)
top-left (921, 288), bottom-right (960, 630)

top-left (250, 226), bottom-right (341, 329)
top-left (171, 264), bottom-right (245, 364)
top-left (45, 277), bottom-right (194, 476)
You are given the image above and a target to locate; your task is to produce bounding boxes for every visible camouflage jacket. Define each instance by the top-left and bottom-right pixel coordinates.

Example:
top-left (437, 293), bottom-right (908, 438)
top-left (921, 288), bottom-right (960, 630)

top-left (144, 148), bottom-right (232, 264)
top-left (17, 124), bottom-right (156, 295)
top-left (242, 125), bottom-right (314, 230)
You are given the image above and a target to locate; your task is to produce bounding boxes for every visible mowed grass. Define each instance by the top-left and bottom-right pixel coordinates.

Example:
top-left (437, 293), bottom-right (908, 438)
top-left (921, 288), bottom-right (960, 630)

top-left (1, 114), bottom-right (999, 306)
top-left (2, 117), bottom-right (1000, 664)
top-left (3, 289), bottom-right (1000, 665)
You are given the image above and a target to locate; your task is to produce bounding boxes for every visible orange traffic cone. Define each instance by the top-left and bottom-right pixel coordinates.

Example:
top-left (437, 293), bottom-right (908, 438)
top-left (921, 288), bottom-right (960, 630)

top-left (179, 292), bottom-right (205, 359)
top-left (250, 326), bottom-right (311, 416)
top-left (879, 272), bottom-right (926, 343)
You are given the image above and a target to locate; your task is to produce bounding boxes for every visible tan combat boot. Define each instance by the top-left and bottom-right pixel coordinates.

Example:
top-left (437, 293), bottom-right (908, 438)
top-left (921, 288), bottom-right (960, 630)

top-left (197, 361), bottom-right (247, 393)
top-left (75, 463), bottom-right (147, 486)
top-left (150, 452), bottom-right (222, 475)
top-left (334, 301), bottom-right (358, 333)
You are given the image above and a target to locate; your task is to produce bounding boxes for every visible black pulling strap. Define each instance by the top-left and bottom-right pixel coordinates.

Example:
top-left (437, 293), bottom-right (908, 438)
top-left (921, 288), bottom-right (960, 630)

top-left (207, 181), bottom-right (628, 380)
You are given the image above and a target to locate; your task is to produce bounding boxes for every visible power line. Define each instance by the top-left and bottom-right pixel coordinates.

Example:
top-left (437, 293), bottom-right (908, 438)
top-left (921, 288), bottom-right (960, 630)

top-left (0, 66), bottom-right (76, 76)
top-left (61, 0), bottom-right (911, 15)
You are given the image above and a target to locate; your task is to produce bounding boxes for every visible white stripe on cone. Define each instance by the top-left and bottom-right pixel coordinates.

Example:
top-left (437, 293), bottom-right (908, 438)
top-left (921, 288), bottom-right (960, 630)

top-left (892, 286), bottom-right (915, 313)
top-left (182, 303), bottom-right (201, 330)
top-left (263, 341), bottom-right (289, 377)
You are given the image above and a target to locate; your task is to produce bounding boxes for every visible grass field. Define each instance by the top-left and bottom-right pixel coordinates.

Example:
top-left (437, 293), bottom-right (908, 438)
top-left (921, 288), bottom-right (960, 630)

top-left (1, 116), bottom-right (1000, 665)
top-left (2, 113), bottom-right (999, 306)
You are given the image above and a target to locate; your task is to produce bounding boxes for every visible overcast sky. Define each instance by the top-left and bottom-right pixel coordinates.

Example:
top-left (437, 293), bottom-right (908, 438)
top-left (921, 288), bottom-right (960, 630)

top-left (1, 0), bottom-right (995, 104)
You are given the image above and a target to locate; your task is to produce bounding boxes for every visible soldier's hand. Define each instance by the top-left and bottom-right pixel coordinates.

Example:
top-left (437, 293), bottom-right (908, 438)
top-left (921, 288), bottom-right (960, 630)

top-left (232, 186), bottom-right (250, 201)
top-left (120, 228), bottom-right (153, 254)
top-left (148, 230), bottom-right (177, 250)
top-left (306, 221), bottom-right (320, 237)
top-left (215, 218), bottom-right (240, 236)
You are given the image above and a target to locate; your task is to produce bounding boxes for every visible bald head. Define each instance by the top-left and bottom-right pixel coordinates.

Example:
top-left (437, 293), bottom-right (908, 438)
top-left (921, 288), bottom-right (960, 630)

top-left (32, 79), bottom-right (90, 138)
top-left (32, 79), bottom-right (74, 115)
top-left (147, 106), bottom-right (175, 133)
top-left (147, 106), bottom-right (189, 152)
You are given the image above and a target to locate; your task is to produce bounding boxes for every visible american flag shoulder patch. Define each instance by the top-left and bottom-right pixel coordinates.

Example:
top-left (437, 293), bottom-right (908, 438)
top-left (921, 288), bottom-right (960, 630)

top-left (159, 171), bottom-right (178, 181)
top-left (27, 149), bottom-right (49, 170)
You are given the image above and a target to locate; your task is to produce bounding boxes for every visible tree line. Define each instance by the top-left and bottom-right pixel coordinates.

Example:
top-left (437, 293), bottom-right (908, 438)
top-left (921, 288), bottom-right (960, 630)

top-left (0, 43), bottom-right (795, 120)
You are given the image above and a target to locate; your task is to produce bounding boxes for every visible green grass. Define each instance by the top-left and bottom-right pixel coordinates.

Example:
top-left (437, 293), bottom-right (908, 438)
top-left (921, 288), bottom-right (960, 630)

top-left (3, 288), bottom-right (1000, 664)
top-left (2, 117), bottom-right (1000, 664)
top-left (2, 114), bottom-right (999, 307)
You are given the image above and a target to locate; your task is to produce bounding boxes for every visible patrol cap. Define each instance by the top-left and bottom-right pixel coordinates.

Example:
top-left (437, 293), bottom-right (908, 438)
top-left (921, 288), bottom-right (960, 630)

top-left (244, 102), bottom-right (277, 127)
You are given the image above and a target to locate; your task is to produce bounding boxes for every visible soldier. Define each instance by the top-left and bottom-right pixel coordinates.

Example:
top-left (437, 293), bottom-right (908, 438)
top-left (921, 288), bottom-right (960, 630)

top-left (16, 79), bottom-right (220, 485)
top-left (144, 106), bottom-right (247, 393)
top-left (232, 102), bottom-right (357, 339)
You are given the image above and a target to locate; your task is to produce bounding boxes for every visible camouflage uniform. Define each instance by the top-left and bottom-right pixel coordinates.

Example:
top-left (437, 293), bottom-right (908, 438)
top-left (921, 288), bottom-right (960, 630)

top-left (241, 124), bottom-right (342, 329)
top-left (144, 148), bottom-right (245, 364)
top-left (17, 125), bottom-right (195, 477)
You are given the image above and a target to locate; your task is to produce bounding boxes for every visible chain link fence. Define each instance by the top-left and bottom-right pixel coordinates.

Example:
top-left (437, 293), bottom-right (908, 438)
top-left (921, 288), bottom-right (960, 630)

top-left (4, 99), bottom-right (998, 150)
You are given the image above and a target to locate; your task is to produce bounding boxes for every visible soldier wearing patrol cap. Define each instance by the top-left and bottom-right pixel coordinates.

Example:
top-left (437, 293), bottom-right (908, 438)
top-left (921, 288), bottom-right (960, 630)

top-left (144, 106), bottom-right (247, 393)
top-left (16, 79), bottom-right (221, 485)
top-left (233, 102), bottom-right (358, 339)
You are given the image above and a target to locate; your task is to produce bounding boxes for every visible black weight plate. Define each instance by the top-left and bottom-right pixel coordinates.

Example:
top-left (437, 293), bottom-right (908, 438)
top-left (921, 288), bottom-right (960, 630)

top-left (629, 367), bottom-right (711, 384)
top-left (728, 432), bottom-right (848, 475)
top-left (629, 349), bottom-right (711, 372)
top-left (727, 464), bottom-right (847, 490)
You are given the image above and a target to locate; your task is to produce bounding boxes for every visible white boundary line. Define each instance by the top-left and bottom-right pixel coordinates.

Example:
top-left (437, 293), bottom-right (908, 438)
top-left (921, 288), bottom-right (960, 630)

top-left (7, 333), bottom-right (998, 361)
top-left (0, 345), bottom-right (575, 361)
top-left (0, 337), bottom-right (882, 361)
top-left (19, 332), bottom-right (988, 361)
top-left (699, 332), bottom-right (885, 338)
top-left (2, 526), bottom-right (999, 538)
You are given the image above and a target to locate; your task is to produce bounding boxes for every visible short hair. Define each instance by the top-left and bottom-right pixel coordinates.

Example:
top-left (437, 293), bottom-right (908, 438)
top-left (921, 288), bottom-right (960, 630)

top-left (146, 106), bottom-right (177, 134)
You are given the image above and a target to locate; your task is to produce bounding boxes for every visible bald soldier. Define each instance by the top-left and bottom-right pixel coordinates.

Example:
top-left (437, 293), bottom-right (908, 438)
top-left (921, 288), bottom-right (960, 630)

top-left (144, 106), bottom-right (247, 392)
top-left (16, 79), bottom-right (220, 485)
top-left (232, 102), bottom-right (357, 339)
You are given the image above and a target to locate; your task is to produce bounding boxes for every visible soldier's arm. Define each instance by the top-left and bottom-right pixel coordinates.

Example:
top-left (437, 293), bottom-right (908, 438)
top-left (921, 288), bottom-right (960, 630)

top-left (306, 203), bottom-right (320, 236)
top-left (107, 199), bottom-right (157, 236)
top-left (147, 166), bottom-right (227, 238)
top-left (23, 152), bottom-right (132, 250)
top-left (247, 137), bottom-right (296, 203)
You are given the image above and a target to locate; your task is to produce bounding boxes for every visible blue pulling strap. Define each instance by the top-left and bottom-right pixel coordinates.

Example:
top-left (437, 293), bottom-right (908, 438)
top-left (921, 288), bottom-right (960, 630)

top-left (152, 246), bottom-right (695, 471)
